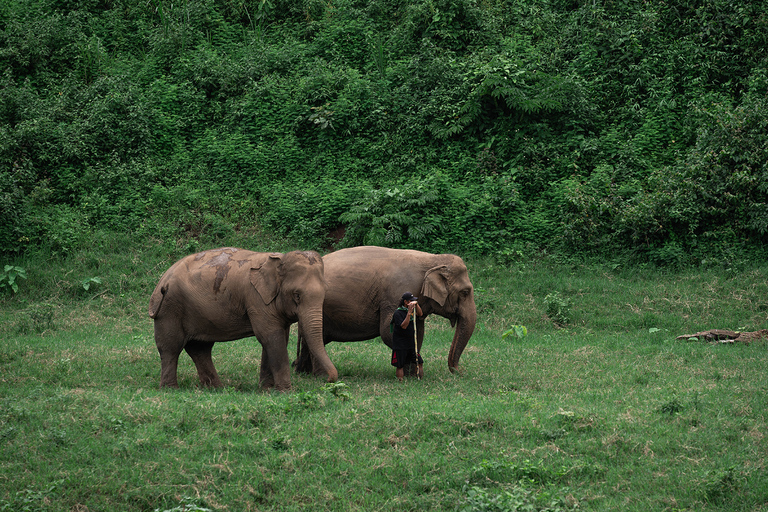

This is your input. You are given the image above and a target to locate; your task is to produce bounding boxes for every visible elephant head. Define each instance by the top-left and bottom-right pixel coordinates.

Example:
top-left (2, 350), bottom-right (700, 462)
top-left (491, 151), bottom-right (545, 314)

top-left (420, 258), bottom-right (477, 372)
top-left (250, 251), bottom-right (338, 384)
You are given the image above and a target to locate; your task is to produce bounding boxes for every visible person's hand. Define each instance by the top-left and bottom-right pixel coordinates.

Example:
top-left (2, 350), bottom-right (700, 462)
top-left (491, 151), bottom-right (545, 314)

top-left (407, 300), bottom-right (417, 312)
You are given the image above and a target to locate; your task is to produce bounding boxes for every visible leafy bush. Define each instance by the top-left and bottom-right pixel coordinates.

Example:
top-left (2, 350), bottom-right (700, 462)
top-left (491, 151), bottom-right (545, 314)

top-left (340, 175), bottom-right (443, 248)
top-left (1, 0), bottom-right (767, 263)
top-left (0, 265), bottom-right (26, 294)
top-left (260, 178), bottom-right (367, 248)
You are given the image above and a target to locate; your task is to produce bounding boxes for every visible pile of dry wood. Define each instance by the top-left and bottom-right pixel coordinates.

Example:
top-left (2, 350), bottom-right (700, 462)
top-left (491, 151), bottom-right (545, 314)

top-left (676, 329), bottom-right (768, 344)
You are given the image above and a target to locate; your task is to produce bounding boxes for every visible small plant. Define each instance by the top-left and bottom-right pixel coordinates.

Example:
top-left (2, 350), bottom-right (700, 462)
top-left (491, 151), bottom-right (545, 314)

top-left (81, 276), bottom-right (102, 292)
top-left (25, 303), bottom-right (56, 333)
top-left (544, 292), bottom-right (571, 326)
top-left (308, 103), bottom-right (335, 130)
top-left (657, 396), bottom-right (685, 415)
top-left (154, 497), bottom-right (212, 512)
top-left (0, 265), bottom-right (27, 294)
top-left (323, 381), bottom-right (351, 400)
top-left (502, 325), bottom-right (528, 340)
top-left (270, 435), bottom-right (290, 452)
top-left (702, 466), bottom-right (740, 504)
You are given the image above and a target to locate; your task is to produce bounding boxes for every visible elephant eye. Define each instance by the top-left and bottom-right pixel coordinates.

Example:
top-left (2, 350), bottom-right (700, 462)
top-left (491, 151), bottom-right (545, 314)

top-left (293, 292), bottom-right (301, 304)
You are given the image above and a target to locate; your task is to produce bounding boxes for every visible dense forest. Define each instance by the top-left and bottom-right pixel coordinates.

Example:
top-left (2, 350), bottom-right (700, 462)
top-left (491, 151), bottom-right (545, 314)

top-left (1, 0), bottom-right (767, 265)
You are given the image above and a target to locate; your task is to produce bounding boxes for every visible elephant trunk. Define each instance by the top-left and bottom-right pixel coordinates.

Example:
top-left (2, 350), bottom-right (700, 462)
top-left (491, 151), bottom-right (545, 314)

top-left (447, 304), bottom-right (477, 373)
top-left (299, 309), bottom-right (338, 383)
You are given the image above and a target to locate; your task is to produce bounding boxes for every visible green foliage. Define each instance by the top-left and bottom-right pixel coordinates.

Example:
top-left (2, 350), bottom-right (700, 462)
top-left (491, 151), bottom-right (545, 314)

top-left (340, 175), bottom-right (443, 248)
top-left (0, 265), bottom-right (26, 294)
top-left (0, 0), bottom-right (767, 262)
top-left (323, 381), bottom-right (351, 401)
top-left (502, 325), bottom-right (528, 340)
top-left (702, 466), bottom-right (741, 505)
top-left (459, 484), bottom-right (576, 512)
top-left (80, 276), bottom-right (102, 292)
top-left (21, 303), bottom-right (56, 334)
top-left (261, 178), bottom-right (365, 248)
top-left (0, 480), bottom-right (63, 512)
top-left (657, 396), bottom-right (685, 416)
top-left (544, 292), bottom-right (571, 326)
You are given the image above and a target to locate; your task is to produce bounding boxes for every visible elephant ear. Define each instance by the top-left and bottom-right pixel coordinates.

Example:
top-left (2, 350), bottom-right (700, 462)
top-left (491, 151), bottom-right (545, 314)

top-left (422, 265), bottom-right (450, 307)
top-left (250, 253), bottom-right (282, 305)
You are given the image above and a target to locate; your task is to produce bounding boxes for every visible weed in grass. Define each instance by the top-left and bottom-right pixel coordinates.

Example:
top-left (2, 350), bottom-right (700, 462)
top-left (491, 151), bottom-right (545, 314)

top-left (23, 303), bottom-right (56, 333)
top-left (270, 435), bottom-right (290, 452)
top-left (0, 265), bottom-right (27, 294)
top-left (154, 497), bottom-right (212, 512)
top-left (0, 426), bottom-right (17, 442)
top-left (702, 466), bottom-right (741, 505)
top-left (459, 483), bottom-right (577, 512)
top-left (323, 381), bottom-right (351, 400)
top-left (502, 325), bottom-right (528, 340)
top-left (544, 292), bottom-right (571, 326)
top-left (0, 480), bottom-right (63, 512)
top-left (657, 396), bottom-right (685, 416)
top-left (541, 427), bottom-right (568, 441)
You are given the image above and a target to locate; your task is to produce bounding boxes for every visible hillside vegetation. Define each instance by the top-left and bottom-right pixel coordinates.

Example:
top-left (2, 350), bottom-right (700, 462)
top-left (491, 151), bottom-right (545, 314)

top-left (1, 0), bottom-right (768, 264)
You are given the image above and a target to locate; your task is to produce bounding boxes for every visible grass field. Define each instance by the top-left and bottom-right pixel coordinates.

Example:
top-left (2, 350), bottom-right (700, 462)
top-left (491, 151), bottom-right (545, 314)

top-left (1, 251), bottom-right (767, 511)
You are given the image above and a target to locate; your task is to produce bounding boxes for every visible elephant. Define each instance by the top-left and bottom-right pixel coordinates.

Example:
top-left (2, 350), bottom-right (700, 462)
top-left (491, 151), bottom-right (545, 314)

top-left (148, 247), bottom-right (338, 391)
top-left (294, 246), bottom-right (477, 376)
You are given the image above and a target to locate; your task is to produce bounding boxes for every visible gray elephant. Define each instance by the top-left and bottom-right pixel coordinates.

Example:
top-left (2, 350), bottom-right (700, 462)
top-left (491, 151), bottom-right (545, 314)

top-left (148, 247), bottom-right (338, 390)
top-left (295, 246), bottom-right (477, 376)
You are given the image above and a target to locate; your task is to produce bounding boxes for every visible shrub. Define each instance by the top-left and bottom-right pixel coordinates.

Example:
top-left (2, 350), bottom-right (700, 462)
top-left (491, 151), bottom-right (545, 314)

top-left (0, 265), bottom-right (26, 294)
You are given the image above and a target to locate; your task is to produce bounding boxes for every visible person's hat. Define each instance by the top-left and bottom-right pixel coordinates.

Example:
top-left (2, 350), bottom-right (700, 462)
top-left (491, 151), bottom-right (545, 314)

top-left (402, 292), bottom-right (417, 302)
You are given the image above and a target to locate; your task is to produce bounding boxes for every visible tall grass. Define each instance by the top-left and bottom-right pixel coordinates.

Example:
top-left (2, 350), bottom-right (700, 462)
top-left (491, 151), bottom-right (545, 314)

top-left (1, 244), bottom-right (767, 511)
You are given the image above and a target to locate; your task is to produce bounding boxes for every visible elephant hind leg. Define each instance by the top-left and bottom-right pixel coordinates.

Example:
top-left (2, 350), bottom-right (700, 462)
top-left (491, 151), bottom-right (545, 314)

top-left (185, 341), bottom-right (223, 388)
top-left (155, 321), bottom-right (185, 388)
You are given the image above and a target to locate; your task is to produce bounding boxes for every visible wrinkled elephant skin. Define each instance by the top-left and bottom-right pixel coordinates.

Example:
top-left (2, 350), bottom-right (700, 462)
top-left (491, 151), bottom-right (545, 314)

top-left (149, 247), bottom-right (338, 391)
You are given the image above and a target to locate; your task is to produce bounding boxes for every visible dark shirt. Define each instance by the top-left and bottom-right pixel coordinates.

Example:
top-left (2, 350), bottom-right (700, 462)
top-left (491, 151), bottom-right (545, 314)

top-left (392, 307), bottom-right (415, 350)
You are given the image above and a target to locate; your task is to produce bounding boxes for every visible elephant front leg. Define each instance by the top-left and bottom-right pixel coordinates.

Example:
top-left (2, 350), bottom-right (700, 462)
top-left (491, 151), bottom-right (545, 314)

top-left (259, 331), bottom-right (291, 391)
top-left (185, 341), bottom-right (223, 388)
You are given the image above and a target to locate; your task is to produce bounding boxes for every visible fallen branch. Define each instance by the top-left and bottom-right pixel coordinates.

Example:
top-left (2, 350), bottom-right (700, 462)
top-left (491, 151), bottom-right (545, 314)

top-left (676, 329), bottom-right (768, 344)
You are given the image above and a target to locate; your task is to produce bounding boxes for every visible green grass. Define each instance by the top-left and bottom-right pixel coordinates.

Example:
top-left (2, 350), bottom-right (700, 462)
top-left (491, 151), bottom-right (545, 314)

top-left (1, 246), bottom-right (767, 511)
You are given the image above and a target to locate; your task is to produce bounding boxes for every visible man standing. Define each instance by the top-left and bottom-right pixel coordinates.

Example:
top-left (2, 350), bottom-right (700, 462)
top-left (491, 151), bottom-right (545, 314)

top-left (391, 292), bottom-right (424, 381)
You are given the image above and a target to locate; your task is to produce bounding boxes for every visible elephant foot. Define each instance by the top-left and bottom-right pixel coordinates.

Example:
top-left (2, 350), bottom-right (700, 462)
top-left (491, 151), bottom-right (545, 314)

top-left (199, 376), bottom-right (224, 388)
top-left (261, 381), bottom-right (291, 392)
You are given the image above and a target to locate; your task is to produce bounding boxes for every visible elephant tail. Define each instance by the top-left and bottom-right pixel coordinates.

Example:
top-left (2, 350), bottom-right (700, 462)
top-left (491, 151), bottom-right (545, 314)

top-left (148, 283), bottom-right (168, 319)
